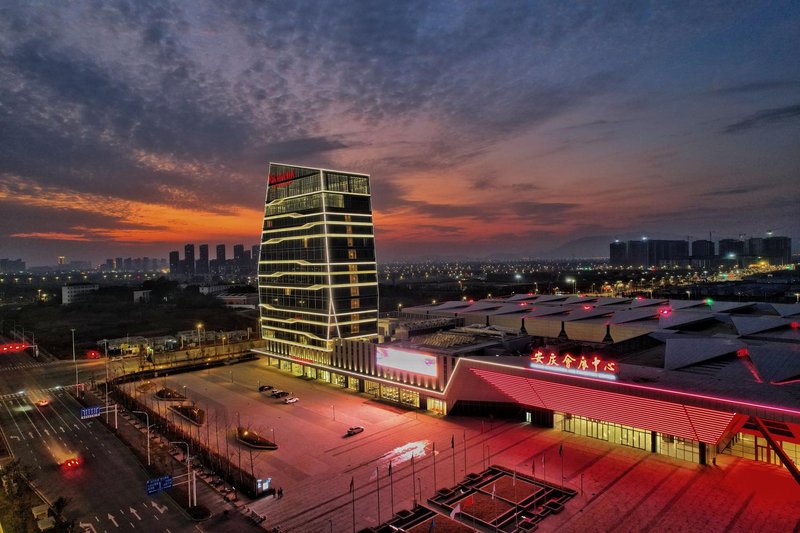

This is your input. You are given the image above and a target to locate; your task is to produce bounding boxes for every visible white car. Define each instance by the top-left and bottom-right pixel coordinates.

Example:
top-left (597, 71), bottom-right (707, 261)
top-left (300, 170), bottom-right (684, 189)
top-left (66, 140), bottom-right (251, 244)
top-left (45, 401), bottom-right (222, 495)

top-left (346, 426), bottom-right (364, 436)
top-left (284, 396), bottom-right (299, 404)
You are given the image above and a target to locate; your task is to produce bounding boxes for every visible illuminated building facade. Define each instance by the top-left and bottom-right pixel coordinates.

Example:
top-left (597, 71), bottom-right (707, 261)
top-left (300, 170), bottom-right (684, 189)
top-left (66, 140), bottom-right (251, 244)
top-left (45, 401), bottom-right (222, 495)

top-left (255, 293), bottom-right (800, 477)
top-left (258, 163), bottom-right (379, 361)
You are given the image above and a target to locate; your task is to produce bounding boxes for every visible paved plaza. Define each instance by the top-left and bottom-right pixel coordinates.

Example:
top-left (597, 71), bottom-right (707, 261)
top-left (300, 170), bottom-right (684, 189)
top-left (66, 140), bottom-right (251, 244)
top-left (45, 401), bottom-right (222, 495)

top-left (123, 358), bottom-right (800, 532)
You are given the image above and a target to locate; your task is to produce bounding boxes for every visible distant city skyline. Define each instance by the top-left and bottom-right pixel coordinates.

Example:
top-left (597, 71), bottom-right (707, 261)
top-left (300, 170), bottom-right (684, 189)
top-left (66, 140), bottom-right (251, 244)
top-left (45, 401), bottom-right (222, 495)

top-left (1, 3), bottom-right (798, 265)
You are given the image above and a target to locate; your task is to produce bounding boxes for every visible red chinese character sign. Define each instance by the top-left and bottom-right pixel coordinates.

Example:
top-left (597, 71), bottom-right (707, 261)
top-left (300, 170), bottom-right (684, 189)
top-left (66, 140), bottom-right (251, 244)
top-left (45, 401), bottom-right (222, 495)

top-left (530, 350), bottom-right (618, 380)
top-left (268, 169), bottom-right (296, 187)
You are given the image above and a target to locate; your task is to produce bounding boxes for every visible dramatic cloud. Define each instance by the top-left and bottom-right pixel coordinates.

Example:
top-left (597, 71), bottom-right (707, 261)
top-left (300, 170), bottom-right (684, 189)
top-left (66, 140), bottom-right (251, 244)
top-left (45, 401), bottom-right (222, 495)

top-left (721, 103), bottom-right (800, 134)
top-left (0, 1), bottom-right (798, 264)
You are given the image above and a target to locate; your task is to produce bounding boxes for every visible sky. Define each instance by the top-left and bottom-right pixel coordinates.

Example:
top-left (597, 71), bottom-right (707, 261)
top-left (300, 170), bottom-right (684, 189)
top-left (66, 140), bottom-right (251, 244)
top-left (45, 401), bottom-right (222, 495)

top-left (0, 1), bottom-right (798, 266)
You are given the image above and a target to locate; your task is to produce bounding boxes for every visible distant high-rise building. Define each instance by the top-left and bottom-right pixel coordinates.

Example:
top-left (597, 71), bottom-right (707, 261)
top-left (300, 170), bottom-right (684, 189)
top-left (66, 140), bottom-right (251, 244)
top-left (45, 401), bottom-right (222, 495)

top-left (115, 257), bottom-right (123, 272)
top-left (745, 237), bottom-right (764, 257)
top-left (609, 240), bottom-right (627, 266)
top-left (252, 244), bottom-right (260, 263)
top-left (105, 259), bottom-right (114, 271)
top-left (197, 244), bottom-right (209, 275)
top-left (648, 240), bottom-right (689, 266)
top-left (233, 244), bottom-right (244, 260)
top-left (627, 239), bottom-right (649, 266)
top-left (691, 240), bottom-right (715, 258)
top-left (763, 236), bottom-right (792, 265)
top-left (123, 257), bottom-right (133, 271)
top-left (184, 244), bottom-right (195, 276)
top-left (216, 244), bottom-right (226, 263)
top-left (258, 163), bottom-right (379, 354)
top-left (719, 239), bottom-right (744, 261)
top-left (169, 251), bottom-right (180, 274)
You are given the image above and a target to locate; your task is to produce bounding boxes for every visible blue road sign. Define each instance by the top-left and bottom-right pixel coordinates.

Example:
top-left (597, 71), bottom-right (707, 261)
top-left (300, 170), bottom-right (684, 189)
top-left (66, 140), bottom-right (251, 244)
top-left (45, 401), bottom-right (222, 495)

top-left (79, 406), bottom-right (102, 420)
top-left (146, 478), bottom-right (162, 495)
top-left (160, 475), bottom-right (173, 490)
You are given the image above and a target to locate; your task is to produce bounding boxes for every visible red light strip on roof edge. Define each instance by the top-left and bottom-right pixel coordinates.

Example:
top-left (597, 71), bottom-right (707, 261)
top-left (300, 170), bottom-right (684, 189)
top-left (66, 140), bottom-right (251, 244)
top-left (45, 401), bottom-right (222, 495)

top-left (470, 368), bottom-right (736, 443)
top-left (443, 358), bottom-right (800, 417)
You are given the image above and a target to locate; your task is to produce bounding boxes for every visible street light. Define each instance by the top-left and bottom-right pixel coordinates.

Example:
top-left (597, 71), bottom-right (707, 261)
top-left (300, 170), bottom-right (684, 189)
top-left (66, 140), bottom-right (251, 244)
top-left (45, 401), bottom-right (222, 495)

top-left (132, 410), bottom-right (151, 465)
top-left (170, 441), bottom-right (193, 507)
top-left (565, 277), bottom-right (576, 295)
top-left (70, 328), bottom-right (79, 393)
top-left (196, 323), bottom-right (203, 347)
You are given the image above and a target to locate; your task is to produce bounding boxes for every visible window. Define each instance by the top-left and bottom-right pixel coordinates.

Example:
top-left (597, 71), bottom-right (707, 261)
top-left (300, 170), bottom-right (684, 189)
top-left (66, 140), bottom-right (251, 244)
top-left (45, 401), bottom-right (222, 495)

top-left (351, 287), bottom-right (360, 296)
top-left (351, 299), bottom-right (360, 309)
top-left (348, 249), bottom-right (357, 260)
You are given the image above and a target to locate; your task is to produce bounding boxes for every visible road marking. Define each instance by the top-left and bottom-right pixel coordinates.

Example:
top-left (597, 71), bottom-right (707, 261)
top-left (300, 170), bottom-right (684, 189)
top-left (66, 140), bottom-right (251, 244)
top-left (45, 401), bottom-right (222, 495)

top-left (28, 432), bottom-right (34, 439)
top-left (44, 429), bottom-right (50, 436)
top-left (79, 522), bottom-right (97, 533)
top-left (13, 398), bottom-right (43, 438)
top-left (2, 399), bottom-right (26, 440)
top-left (9, 435), bottom-right (19, 440)
top-left (95, 516), bottom-right (99, 522)
top-left (107, 513), bottom-right (118, 527)
top-left (150, 501), bottom-right (167, 514)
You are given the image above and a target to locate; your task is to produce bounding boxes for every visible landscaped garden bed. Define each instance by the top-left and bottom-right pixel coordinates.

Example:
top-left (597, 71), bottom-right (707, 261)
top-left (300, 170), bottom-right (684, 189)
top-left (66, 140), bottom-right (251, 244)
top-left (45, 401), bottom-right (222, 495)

top-left (236, 427), bottom-right (277, 450)
top-left (154, 387), bottom-right (187, 401)
top-left (169, 405), bottom-right (206, 426)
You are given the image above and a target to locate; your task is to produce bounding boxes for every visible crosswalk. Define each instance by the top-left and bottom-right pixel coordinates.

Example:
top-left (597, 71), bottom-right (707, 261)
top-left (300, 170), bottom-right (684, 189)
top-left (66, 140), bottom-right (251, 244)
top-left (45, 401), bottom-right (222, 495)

top-left (0, 386), bottom-right (65, 401)
top-left (0, 361), bottom-right (48, 371)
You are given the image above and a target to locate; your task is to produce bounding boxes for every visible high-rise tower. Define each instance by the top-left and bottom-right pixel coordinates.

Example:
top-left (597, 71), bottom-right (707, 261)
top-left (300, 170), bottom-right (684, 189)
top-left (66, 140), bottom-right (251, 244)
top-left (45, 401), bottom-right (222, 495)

top-left (258, 163), bottom-right (379, 356)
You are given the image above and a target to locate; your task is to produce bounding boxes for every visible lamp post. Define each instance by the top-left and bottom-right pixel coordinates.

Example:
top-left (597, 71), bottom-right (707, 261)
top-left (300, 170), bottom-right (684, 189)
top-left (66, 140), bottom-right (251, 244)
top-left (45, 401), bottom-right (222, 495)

top-left (70, 328), bottom-right (79, 393)
top-left (196, 323), bottom-right (203, 347)
top-left (565, 277), bottom-right (576, 295)
top-left (133, 410), bottom-right (151, 465)
top-left (170, 441), bottom-right (192, 507)
top-left (104, 339), bottom-right (109, 423)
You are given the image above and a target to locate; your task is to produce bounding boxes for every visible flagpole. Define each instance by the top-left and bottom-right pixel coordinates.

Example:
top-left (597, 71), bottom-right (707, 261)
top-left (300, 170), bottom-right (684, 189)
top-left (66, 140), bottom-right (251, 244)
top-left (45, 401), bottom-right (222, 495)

top-left (389, 461), bottom-right (395, 516)
top-left (543, 453), bottom-right (546, 483)
top-left (514, 471), bottom-right (518, 529)
top-left (376, 466), bottom-right (381, 525)
top-left (451, 435), bottom-right (456, 485)
top-left (350, 477), bottom-right (356, 533)
top-left (433, 442), bottom-right (437, 493)
top-left (411, 454), bottom-right (417, 507)
top-left (462, 430), bottom-right (467, 475)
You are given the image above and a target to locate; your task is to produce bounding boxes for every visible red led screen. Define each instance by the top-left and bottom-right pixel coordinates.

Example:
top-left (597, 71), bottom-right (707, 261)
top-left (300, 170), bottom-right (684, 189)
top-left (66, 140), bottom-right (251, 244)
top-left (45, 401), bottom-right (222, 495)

top-left (376, 347), bottom-right (437, 377)
top-left (471, 368), bottom-right (737, 444)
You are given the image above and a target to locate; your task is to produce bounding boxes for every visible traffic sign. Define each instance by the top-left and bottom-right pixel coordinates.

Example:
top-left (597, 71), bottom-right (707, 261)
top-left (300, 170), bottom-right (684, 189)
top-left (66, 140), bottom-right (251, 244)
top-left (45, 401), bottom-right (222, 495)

top-left (146, 475), bottom-right (173, 495)
top-left (146, 478), bottom-right (162, 495)
top-left (80, 406), bottom-right (102, 419)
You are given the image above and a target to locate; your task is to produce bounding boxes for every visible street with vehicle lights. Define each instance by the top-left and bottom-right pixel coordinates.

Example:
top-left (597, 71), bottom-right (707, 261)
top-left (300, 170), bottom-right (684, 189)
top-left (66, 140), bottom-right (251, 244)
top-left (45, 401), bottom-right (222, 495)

top-left (1, 343), bottom-right (798, 532)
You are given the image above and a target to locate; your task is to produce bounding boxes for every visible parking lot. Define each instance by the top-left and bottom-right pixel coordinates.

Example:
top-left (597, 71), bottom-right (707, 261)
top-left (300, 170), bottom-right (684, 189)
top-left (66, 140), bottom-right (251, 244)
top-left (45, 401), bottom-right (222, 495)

top-left (122, 358), bottom-right (800, 532)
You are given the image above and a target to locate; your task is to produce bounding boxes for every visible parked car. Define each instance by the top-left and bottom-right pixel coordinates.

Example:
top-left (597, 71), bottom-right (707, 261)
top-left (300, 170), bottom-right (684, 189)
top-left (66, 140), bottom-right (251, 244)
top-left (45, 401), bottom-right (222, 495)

top-left (346, 426), bottom-right (365, 436)
top-left (258, 385), bottom-right (274, 392)
top-left (284, 396), bottom-right (299, 404)
top-left (270, 390), bottom-right (284, 397)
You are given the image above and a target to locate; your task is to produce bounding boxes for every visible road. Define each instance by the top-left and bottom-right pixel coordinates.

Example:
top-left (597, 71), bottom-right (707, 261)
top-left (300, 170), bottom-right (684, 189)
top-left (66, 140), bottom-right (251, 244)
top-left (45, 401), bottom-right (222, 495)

top-left (0, 341), bottom-right (193, 532)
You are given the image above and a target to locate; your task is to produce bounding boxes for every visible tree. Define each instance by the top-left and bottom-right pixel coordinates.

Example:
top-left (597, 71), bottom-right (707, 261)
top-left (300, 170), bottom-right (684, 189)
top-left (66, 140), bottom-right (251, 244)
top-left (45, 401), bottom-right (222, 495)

top-left (53, 496), bottom-right (70, 516)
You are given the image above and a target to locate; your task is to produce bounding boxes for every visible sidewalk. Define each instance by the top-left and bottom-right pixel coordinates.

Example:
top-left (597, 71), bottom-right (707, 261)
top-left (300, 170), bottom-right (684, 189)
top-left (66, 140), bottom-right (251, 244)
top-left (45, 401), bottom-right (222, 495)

top-left (86, 384), bottom-right (266, 531)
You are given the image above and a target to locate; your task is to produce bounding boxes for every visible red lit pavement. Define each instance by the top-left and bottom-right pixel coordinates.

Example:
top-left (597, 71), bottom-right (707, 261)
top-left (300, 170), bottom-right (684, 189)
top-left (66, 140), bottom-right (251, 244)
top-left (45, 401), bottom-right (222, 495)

top-left (127, 359), bottom-right (799, 532)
